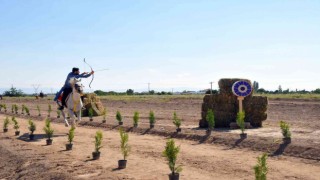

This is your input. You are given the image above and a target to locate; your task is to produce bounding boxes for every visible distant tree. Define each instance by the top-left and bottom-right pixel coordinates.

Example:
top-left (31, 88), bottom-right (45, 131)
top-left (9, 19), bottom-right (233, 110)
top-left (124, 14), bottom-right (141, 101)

top-left (313, 88), bottom-right (320, 94)
top-left (149, 90), bottom-right (155, 95)
top-left (205, 89), bottom-right (218, 94)
top-left (257, 88), bottom-right (266, 93)
top-left (253, 81), bottom-right (259, 92)
top-left (94, 90), bottom-right (108, 96)
top-left (126, 89), bottom-right (134, 95)
top-left (3, 86), bottom-right (25, 97)
top-left (278, 85), bottom-right (282, 93)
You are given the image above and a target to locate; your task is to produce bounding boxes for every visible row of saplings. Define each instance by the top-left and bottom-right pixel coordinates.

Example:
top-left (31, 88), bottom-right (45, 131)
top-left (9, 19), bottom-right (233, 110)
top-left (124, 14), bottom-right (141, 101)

top-left (0, 104), bottom-right (184, 132)
top-left (205, 109), bottom-right (292, 143)
top-left (2, 114), bottom-right (292, 180)
top-left (2, 117), bottom-right (182, 180)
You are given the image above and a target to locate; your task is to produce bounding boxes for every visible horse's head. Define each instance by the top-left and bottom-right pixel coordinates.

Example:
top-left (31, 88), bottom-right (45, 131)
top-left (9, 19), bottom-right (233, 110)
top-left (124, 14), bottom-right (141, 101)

top-left (69, 78), bottom-right (84, 94)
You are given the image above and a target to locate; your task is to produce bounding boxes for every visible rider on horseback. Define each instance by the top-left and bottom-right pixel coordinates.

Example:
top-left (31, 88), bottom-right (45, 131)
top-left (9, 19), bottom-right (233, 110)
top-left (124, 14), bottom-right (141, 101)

top-left (54, 67), bottom-right (94, 110)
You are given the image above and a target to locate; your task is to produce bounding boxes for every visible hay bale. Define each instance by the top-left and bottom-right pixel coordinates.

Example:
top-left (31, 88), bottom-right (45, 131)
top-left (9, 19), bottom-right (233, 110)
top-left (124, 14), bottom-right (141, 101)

top-left (81, 93), bottom-right (104, 117)
top-left (200, 78), bottom-right (268, 128)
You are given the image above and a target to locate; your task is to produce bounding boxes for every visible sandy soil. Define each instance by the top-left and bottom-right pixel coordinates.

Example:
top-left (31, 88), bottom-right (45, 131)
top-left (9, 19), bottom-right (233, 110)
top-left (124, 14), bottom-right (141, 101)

top-left (1, 115), bottom-right (320, 180)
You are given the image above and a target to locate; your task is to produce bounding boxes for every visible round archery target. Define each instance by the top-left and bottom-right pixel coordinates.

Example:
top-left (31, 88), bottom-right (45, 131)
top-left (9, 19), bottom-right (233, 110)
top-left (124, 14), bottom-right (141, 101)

top-left (232, 81), bottom-right (253, 97)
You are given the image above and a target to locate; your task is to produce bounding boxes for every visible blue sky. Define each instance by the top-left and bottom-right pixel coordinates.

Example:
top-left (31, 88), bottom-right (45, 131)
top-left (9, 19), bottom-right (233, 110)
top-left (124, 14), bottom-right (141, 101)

top-left (0, 0), bottom-right (319, 93)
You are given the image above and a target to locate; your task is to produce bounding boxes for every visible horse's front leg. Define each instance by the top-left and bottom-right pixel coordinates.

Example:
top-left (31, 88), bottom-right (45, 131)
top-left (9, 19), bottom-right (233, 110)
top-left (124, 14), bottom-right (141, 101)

top-left (61, 109), bottom-right (70, 127)
top-left (68, 109), bottom-right (76, 128)
top-left (76, 110), bottom-right (81, 122)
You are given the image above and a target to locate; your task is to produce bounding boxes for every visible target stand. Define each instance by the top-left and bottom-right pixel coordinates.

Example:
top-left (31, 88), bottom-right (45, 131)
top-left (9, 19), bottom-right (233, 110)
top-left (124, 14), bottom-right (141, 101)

top-left (230, 80), bottom-right (253, 129)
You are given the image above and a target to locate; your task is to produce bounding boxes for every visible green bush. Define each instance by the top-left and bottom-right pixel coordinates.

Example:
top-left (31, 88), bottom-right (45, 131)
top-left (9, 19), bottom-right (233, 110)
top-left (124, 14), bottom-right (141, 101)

top-left (162, 139), bottom-right (182, 175)
top-left (133, 111), bottom-right (139, 126)
top-left (95, 131), bottom-right (103, 153)
top-left (25, 106), bottom-right (30, 115)
top-left (12, 117), bottom-right (19, 131)
top-left (102, 107), bottom-right (107, 121)
top-left (14, 104), bottom-right (18, 114)
top-left (88, 108), bottom-right (94, 118)
top-left (57, 110), bottom-right (61, 117)
top-left (48, 104), bottom-right (52, 117)
top-left (206, 109), bottom-right (215, 130)
top-left (173, 112), bottom-right (182, 128)
top-left (11, 104), bottom-right (14, 113)
top-left (280, 121), bottom-right (291, 138)
top-left (2, 104), bottom-right (7, 112)
top-left (149, 111), bottom-right (155, 125)
top-left (236, 111), bottom-right (246, 134)
top-left (0, 104), bottom-right (3, 111)
top-left (254, 153), bottom-right (268, 180)
top-left (116, 111), bottom-right (122, 122)
top-left (68, 127), bottom-right (75, 144)
top-left (43, 119), bottom-right (54, 140)
top-left (21, 104), bottom-right (25, 114)
top-left (37, 105), bottom-right (41, 116)
top-left (28, 120), bottom-right (36, 134)
top-left (120, 127), bottom-right (130, 160)
top-left (3, 117), bottom-right (10, 129)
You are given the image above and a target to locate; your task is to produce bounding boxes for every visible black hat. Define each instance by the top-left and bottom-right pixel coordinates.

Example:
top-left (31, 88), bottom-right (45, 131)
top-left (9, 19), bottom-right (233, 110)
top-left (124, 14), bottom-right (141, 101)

top-left (72, 67), bottom-right (79, 73)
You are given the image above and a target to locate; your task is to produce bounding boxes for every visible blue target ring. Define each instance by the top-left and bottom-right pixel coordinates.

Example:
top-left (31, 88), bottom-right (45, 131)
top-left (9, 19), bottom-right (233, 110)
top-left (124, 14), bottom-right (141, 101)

top-left (232, 81), bottom-right (252, 97)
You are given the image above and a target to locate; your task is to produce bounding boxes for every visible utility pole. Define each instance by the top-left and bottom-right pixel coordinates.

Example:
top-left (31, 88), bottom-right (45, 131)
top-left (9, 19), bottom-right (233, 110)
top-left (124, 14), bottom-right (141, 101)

top-left (209, 82), bottom-right (214, 95)
top-left (32, 84), bottom-right (41, 95)
top-left (148, 82), bottom-right (150, 93)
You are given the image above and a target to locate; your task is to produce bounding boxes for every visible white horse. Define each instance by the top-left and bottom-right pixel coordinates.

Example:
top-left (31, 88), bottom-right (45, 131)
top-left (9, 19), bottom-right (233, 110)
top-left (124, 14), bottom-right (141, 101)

top-left (57, 78), bottom-right (84, 127)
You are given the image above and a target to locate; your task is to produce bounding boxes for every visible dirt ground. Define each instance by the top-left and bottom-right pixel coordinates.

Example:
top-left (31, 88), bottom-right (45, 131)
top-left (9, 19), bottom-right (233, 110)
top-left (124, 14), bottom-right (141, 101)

top-left (0, 97), bottom-right (320, 179)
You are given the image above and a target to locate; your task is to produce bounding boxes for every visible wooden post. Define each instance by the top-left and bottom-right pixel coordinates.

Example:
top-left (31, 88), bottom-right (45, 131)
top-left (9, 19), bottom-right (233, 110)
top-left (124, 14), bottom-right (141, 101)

top-left (238, 96), bottom-right (244, 112)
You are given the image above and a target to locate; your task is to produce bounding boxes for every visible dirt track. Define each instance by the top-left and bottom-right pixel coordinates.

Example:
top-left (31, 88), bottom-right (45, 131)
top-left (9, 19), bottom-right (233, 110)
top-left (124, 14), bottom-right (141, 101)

top-left (1, 115), bottom-right (320, 180)
top-left (1, 97), bottom-right (320, 179)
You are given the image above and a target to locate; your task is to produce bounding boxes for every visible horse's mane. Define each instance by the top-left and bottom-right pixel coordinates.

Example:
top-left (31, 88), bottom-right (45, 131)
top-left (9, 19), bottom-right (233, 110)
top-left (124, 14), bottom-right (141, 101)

top-left (69, 78), bottom-right (77, 88)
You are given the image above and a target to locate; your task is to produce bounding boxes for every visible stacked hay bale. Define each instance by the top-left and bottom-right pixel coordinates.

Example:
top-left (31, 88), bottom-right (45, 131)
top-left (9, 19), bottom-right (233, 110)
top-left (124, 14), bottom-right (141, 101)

top-left (82, 93), bottom-right (104, 116)
top-left (199, 78), bottom-right (268, 128)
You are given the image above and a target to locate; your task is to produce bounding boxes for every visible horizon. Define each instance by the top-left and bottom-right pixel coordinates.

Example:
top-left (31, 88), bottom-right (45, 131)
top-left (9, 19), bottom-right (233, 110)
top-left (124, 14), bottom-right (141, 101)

top-left (1, 1), bottom-right (320, 94)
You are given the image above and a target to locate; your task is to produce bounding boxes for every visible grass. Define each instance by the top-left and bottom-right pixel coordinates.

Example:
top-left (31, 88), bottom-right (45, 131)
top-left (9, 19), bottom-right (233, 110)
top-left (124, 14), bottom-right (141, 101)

top-left (254, 93), bottom-right (320, 100)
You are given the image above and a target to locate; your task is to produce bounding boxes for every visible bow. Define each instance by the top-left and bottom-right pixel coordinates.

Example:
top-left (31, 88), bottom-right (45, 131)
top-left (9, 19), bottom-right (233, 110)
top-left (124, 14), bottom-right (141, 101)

top-left (83, 58), bottom-right (94, 88)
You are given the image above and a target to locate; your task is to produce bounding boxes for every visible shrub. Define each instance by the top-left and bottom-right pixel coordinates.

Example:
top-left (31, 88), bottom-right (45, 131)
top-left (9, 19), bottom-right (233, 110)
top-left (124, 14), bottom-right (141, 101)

top-left (102, 107), bottom-right (107, 121)
top-left (0, 104), bottom-right (3, 111)
top-left (37, 105), bottom-right (41, 116)
top-left (173, 112), bottom-right (182, 129)
top-left (28, 120), bottom-right (36, 134)
top-left (254, 153), bottom-right (268, 180)
top-left (48, 104), bottom-right (52, 117)
top-left (94, 131), bottom-right (103, 153)
top-left (68, 127), bottom-right (75, 144)
top-left (116, 111), bottom-right (122, 122)
top-left (119, 127), bottom-right (130, 160)
top-left (14, 104), bottom-right (18, 114)
top-left (236, 111), bottom-right (246, 134)
top-left (206, 109), bottom-right (215, 130)
top-left (162, 139), bottom-right (182, 175)
top-left (57, 110), bottom-right (61, 117)
top-left (21, 104), bottom-right (25, 114)
top-left (3, 104), bottom-right (7, 112)
top-left (88, 107), bottom-right (94, 118)
top-left (3, 117), bottom-right (10, 129)
top-left (25, 106), bottom-right (30, 115)
top-left (43, 119), bottom-right (54, 140)
top-left (11, 104), bottom-right (14, 113)
top-left (280, 121), bottom-right (291, 138)
top-left (149, 111), bottom-right (155, 125)
top-left (133, 111), bottom-right (139, 126)
top-left (12, 117), bottom-right (19, 131)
